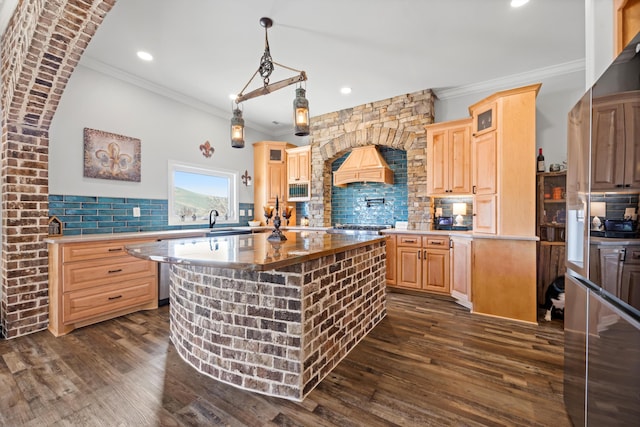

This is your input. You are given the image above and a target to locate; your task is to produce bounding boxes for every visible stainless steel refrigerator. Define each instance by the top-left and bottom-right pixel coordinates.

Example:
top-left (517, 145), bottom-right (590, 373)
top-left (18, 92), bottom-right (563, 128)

top-left (565, 32), bottom-right (640, 426)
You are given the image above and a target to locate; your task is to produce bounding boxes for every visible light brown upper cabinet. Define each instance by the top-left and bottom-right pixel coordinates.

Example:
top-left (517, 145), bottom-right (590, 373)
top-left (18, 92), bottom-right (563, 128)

top-left (286, 145), bottom-right (311, 201)
top-left (591, 91), bottom-right (640, 191)
top-left (615, 0), bottom-right (640, 56)
top-left (426, 118), bottom-right (472, 196)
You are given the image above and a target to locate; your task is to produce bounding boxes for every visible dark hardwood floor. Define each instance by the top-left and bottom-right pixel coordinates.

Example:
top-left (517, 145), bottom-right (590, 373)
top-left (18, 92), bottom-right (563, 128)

top-left (0, 292), bottom-right (570, 426)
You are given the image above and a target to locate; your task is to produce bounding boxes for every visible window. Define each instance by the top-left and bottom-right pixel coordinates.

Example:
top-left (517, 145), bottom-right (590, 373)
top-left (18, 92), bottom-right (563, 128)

top-left (168, 161), bottom-right (238, 226)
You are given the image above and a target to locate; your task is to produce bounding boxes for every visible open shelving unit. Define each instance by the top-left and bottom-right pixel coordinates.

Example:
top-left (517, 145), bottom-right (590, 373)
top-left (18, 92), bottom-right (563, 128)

top-left (536, 171), bottom-right (567, 306)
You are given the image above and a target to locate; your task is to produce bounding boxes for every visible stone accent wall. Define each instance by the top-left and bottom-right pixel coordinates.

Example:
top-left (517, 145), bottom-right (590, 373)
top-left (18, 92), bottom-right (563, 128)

top-left (307, 90), bottom-right (435, 227)
top-left (169, 239), bottom-right (386, 401)
top-left (0, 1), bottom-right (115, 338)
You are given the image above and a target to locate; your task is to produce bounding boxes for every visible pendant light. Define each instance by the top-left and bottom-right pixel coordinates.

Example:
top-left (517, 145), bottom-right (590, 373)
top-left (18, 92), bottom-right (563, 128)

top-left (293, 87), bottom-right (309, 136)
top-left (230, 17), bottom-right (309, 146)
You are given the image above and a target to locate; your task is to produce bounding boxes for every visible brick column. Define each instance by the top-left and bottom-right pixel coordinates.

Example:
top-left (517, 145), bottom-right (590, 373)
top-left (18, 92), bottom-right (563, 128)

top-left (0, 0), bottom-right (115, 338)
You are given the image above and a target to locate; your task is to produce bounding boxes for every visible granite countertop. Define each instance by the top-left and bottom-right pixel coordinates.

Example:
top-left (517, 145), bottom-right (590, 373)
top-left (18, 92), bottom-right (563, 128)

top-left (125, 230), bottom-right (385, 271)
top-left (43, 225), bottom-right (331, 244)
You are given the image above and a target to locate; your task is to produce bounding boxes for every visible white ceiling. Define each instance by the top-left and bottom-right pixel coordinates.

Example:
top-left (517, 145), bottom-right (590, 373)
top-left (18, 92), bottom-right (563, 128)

top-left (78, 0), bottom-right (585, 136)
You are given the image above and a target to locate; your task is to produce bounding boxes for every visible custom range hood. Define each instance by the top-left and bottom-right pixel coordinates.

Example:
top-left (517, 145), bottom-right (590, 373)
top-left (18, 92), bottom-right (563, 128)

top-left (333, 145), bottom-right (394, 187)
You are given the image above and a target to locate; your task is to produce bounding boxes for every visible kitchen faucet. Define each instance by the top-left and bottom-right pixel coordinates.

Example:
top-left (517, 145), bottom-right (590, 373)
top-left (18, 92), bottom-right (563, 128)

top-left (209, 209), bottom-right (219, 228)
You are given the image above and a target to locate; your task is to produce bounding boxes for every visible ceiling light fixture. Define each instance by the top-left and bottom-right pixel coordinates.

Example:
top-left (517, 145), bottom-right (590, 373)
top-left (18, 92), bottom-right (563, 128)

top-left (510, 0), bottom-right (529, 7)
top-left (340, 87), bottom-right (352, 95)
top-left (230, 17), bottom-right (309, 147)
top-left (136, 51), bottom-right (153, 61)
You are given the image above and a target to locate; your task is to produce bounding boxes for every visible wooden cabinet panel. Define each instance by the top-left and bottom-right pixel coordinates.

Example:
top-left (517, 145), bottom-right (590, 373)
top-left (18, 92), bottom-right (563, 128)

top-left (254, 141), bottom-right (296, 224)
top-left (396, 246), bottom-right (422, 289)
top-left (63, 239), bottom-right (150, 262)
top-left (63, 257), bottom-right (157, 292)
top-left (472, 131), bottom-right (497, 195)
top-left (473, 194), bottom-right (496, 234)
top-left (48, 238), bottom-right (158, 336)
top-left (451, 237), bottom-right (472, 308)
top-left (591, 93), bottom-right (640, 191)
top-left (423, 249), bottom-right (450, 294)
top-left (620, 264), bottom-right (640, 310)
top-left (63, 277), bottom-right (157, 324)
top-left (599, 247), bottom-right (624, 297)
top-left (386, 235), bottom-right (396, 286)
top-left (426, 118), bottom-right (471, 196)
top-left (394, 234), bottom-right (450, 294)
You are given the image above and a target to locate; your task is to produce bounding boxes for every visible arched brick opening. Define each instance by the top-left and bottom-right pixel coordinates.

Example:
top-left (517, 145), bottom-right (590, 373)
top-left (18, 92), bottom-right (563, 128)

top-left (307, 90), bottom-right (435, 227)
top-left (0, 0), bottom-right (116, 338)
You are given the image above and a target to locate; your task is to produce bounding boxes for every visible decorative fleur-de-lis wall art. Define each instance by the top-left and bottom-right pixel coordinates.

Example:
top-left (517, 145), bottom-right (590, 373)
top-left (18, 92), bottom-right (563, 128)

top-left (200, 141), bottom-right (215, 158)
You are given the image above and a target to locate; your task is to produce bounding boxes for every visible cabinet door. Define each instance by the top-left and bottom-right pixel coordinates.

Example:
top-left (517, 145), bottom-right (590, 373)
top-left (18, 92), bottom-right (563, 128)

top-left (267, 162), bottom-right (286, 204)
top-left (427, 128), bottom-right (448, 195)
top-left (423, 249), bottom-right (450, 294)
top-left (451, 237), bottom-right (472, 305)
top-left (591, 102), bottom-right (625, 190)
top-left (449, 125), bottom-right (471, 194)
top-left (396, 246), bottom-right (422, 289)
top-left (620, 264), bottom-right (640, 310)
top-left (472, 131), bottom-right (497, 195)
top-left (287, 152), bottom-right (300, 181)
top-left (624, 101), bottom-right (640, 189)
top-left (298, 149), bottom-right (310, 181)
top-left (473, 194), bottom-right (497, 234)
top-left (599, 247), bottom-right (624, 297)
top-left (386, 235), bottom-right (397, 286)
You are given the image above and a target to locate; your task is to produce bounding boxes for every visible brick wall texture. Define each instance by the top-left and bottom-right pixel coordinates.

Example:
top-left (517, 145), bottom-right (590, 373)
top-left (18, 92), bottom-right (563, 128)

top-left (169, 239), bottom-right (387, 401)
top-left (307, 90), bottom-right (435, 227)
top-left (1, 0), bottom-right (115, 338)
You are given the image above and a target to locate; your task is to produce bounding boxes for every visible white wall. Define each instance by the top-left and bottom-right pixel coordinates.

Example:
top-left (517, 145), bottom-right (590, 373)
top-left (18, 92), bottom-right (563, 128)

top-left (434, 70), bottom-right (586, 169)
top-left (50, 65), bottom-right (272, 203)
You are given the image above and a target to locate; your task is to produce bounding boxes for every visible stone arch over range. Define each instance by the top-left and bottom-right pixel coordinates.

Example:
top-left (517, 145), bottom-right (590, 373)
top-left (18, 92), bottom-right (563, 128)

top-left (307, 90), bottom-right (436, 227)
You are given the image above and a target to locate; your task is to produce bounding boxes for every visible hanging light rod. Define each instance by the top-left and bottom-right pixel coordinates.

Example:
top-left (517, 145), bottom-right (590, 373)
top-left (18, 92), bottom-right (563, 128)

top-left (233, 17), bottom-right (308, 103)
top-left (230, 17), bottom-right (310, 147)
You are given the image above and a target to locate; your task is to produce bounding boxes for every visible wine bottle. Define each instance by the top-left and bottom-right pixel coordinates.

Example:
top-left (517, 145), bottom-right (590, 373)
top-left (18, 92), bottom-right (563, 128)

top-left (537, 148), bottom-right (545, 173)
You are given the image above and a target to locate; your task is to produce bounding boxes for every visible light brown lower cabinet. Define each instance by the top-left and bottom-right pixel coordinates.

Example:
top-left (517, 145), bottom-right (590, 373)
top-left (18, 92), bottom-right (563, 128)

top-left (450, 236), bottom-right (472, 308)
top-left (48, 238), bottom-right (158, 336)
top-left (385, 234), bottom-right (396, 286)
top-left (393, 234), bottom-right (450, 294)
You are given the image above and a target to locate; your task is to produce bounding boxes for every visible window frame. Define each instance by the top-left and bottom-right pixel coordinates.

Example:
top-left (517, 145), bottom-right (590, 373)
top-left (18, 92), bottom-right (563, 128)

top-left (167, 161), bottom-right (239, 226)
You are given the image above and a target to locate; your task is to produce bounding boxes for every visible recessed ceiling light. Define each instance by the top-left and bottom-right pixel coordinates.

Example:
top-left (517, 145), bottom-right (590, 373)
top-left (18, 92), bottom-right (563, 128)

top-left (510, 0), bottom-right (529, 7)
top-left (340, 87), bottom-right (352, 95)
top-left (136, 51), bottom-right (153, 61)
top-left (229, 93), bottom-right (238, 101)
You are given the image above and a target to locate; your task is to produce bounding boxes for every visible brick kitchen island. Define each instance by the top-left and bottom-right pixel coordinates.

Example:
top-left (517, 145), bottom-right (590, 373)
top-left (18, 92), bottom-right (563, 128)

top-left (126, 231), bottom-right (387, 401)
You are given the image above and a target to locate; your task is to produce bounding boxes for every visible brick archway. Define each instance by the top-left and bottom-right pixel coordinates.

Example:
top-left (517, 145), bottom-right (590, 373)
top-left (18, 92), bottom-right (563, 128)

top-left (0, 0), bottom-right (116, 338)
top-left (307, 90), bottom-right (435, 227)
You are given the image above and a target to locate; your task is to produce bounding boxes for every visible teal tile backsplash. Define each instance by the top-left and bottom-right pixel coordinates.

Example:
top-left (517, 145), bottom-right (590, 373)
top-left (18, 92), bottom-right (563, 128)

top-left (49, 194), bottom-right (254, 235)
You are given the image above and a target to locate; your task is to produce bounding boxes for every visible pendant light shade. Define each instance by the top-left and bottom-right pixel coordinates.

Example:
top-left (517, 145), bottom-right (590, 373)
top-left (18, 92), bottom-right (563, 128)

top-left (293, 87), bottom-right (310, 136)
top-left (231, 108), bottom-right (245, 148)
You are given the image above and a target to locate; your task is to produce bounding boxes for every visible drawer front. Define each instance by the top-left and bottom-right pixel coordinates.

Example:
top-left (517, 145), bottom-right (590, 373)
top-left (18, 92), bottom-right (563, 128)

top-left (63, 277), bottom-right (157, 324)
top-left (625, 247), bottom-right (640, 264)
top-left (422, 236), bottom-right (449, 249)
top-left (63, 257), bottom-right (157, 292)
top-left (397, 235), bottom-right (422, 248)
top-left (63, 239), bottom-right (152, 263)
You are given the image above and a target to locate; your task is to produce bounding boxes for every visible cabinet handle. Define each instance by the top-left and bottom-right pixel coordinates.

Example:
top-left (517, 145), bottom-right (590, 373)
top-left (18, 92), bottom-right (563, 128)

top-left (418, 250), bottom-right (421, 260)
top-left (108, 295), bottom-right (123, 301)
top-left (108, 268), bottom-right (123, 274)
top-left (404, 239), bottom-right (417, 243)
top-left (631, 251), bottom-right (640, 260)
top-left (472, 185), bottom-right (477, 194)
top-left (625, 184), bottom-right (631, 188)
top-left (429, 240), bottom-right (443, 245)
top-left (108, 248), bottom-right (123, 252)
top-left (620, 248), bottom-right (627, 262)
top-left (616, 184), bottom-right (624, 188)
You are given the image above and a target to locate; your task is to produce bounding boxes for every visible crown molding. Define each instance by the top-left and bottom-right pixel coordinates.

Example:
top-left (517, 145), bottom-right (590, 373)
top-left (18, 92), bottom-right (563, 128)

top-left (78, 56), bottom-right (275, 136)
top-left (433, 59), bottom-right (586, 100)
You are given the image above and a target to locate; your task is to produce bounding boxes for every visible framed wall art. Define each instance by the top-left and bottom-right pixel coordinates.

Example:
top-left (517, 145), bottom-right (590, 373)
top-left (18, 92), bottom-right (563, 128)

top-left (83, 128), bottom-right (141, 182)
